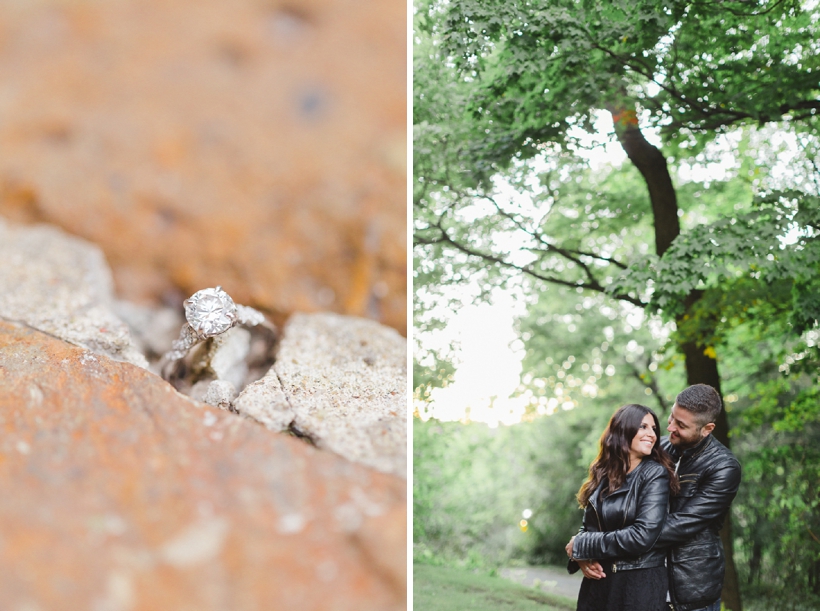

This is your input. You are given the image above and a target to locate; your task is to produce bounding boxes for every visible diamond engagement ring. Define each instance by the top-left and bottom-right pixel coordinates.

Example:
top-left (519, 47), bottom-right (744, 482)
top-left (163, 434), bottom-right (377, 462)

top-left (160, 286), bottom-right (275, 378)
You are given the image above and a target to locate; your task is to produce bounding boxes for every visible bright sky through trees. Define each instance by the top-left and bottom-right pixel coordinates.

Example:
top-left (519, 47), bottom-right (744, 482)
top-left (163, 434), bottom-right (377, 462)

top-left (417, 113), bottom-right (628, 425)
top-left (419, 295), bottom-right (528, 425)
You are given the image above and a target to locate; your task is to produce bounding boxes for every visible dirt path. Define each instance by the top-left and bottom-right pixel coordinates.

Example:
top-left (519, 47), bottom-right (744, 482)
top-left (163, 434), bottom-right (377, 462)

top-left (500, 565), bottom-right (582, 600)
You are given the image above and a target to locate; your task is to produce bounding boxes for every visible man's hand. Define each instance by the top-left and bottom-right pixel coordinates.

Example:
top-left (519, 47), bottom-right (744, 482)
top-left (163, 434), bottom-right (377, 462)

top-left (577, 560), bottom-right (606, 580)
top-left (565, 536), bottom-right (575, 558)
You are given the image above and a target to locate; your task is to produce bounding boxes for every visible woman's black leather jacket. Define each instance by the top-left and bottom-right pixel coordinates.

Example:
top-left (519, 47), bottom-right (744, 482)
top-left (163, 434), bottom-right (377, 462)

top-left (569, 458), bottom-right (670, 574)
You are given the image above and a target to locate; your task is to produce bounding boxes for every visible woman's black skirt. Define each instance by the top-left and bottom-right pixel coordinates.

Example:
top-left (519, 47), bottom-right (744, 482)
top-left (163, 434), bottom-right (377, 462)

top-left (576, 565), bottom-right (668, 611)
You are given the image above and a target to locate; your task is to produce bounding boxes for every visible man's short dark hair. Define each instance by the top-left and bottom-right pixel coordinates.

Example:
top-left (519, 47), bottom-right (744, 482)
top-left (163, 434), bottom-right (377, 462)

top-left (675, 384), bottom-right (722, 427)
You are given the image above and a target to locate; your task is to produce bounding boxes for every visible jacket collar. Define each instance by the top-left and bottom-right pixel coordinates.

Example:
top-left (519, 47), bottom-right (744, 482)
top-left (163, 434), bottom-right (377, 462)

top-left (591, 458), bottom-right (650, 502)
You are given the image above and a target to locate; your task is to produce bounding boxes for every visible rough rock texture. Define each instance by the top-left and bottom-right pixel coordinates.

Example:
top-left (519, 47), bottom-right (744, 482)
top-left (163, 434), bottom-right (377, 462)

top-left (0, 218), bottom-right (148, 368)
top-left (202, 379), bottom-right (239, 408)
top-left (234, 313), bottom-right (407, 477)
top-left (0, 0), bottom-right (406, 334)
top-left (0, 320), bottom-right (406, 611)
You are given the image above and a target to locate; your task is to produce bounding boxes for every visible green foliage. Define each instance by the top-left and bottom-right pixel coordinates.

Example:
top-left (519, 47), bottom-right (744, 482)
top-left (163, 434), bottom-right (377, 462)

top-left (791, 273), bottom-right (820, 335)
top-left (415, 403), bottom-right (619, 567)
top-left (413, 352), bottom-right (456, 400)
top-left (695, 287), bottom-right (820, 605)
top-left (420, 0), bottom-right (820, 174)
top-left (611, 191), bottom-right (820, 321)
top-left (413, 563), bottom-right (575, 611)
top-left (519, 285), bottom-right (686, 419)
top-left (731, 382), bottom-right (820, 609)
top-left (414, 418), bottom-right (536, 565)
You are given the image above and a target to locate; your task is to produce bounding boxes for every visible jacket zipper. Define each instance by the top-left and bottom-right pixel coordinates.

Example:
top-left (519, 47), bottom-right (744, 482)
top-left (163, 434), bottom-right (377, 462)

top-left (623, 485), bottom-right (632, 528)
top-left (587, 488), bottom-right (609, 571)
top-left (589, 493), bottom-right (601, 531)
top-left (621, 461), bottom-right (642, 527)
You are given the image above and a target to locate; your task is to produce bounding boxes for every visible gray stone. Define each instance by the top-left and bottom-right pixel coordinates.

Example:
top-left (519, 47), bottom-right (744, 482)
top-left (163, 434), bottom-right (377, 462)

top-left (207, 327), bottom-right (251, 388)
top-left (189, 379), bottom-right (214, 403)
top-left (233, 369), bottom-right (295, 431)
top-left (233, 313), bottom-right (406, 478)
top-left (113, 300), bottom-right (182, 359)
top-left (203, 380), bottom-right (238, 409)
top-left (0, 218), bottom-right (148, 368)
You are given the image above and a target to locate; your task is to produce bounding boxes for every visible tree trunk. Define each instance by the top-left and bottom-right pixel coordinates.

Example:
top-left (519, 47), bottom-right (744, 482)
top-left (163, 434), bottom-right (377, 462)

top-left (611, 109), bottom-right (743, 611)
top-left (811, 558), bottom-right (820, 596)
top-left (680, 290), bottom-right (730, 446)
top-left (717, 497), bottom-right (743, 611)
top-left (748, 536), bottom-right (762, 586)
top-left (609, 108), bottom-right (680, 256)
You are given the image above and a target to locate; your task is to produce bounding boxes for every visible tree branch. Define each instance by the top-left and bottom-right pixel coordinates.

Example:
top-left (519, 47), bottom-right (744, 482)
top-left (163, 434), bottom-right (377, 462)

top-left (480, 193), bottom-right (629, 271)
top-left (591, 39), bottom-right (820, 133)
top-left (625, 358), bottom-right (670, 414)
top-left (589, 41), bottom-right (744, 124)
top-left (415, 221), bottom-right (647, 307)
top-left (692, 0), bottom-right (789, 18)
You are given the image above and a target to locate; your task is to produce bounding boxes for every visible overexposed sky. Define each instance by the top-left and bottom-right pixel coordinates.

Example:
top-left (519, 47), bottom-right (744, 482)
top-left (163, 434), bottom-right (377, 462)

top-left (419, 113), bottom-right (625, 425)
top-left (424, 294), bottom-right (528, 426)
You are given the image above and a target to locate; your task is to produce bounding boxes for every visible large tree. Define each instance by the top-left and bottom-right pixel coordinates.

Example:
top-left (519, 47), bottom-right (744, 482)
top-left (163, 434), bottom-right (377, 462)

top-left (414, 1), bottom-right (820, 609)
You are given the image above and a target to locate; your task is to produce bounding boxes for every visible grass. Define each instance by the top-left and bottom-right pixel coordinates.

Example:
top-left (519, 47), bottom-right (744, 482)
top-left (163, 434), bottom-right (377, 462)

top-left (413, 563), bottom-right (576, 611)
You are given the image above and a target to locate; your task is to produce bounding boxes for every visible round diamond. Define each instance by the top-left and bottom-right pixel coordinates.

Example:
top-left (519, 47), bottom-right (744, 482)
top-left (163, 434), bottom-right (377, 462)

top-left (185, 287), bottom-right (237, 337)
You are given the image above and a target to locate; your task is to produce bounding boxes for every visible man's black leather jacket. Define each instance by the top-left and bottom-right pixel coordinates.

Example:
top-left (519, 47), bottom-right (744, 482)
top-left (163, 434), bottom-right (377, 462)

top-left (569, 458), bottom-right (670, 573)
top-left (658, 434), bottom-right (741, 611)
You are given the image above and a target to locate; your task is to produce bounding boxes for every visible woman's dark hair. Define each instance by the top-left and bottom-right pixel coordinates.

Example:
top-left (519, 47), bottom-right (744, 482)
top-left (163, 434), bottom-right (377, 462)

top-left (577, 404), bottom-right (680, 508)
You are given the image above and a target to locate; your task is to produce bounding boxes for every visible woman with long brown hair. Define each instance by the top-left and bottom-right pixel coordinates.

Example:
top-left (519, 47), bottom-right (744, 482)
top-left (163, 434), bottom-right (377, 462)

top-left (565, 403), bottom-right (680, 611)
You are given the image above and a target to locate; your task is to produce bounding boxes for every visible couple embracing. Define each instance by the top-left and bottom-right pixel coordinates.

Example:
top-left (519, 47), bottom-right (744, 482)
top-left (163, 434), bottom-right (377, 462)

top-left (566, 384), bottom-right (741, 611)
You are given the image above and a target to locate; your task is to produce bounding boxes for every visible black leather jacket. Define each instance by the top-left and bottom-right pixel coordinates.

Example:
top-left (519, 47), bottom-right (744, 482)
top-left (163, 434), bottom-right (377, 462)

top-left (658, 434), bottom-right (741, 611)
top-left (568, 458), bottom-right (670, 574)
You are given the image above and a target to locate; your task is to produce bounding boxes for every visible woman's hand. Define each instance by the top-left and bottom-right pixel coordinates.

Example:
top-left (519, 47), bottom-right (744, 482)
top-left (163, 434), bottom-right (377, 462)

top-left (568, 535), bottom-right (606, 580)
top-left (577, 560), bottom-right (606, 580)
top-left (565, 536), bottom-right (574, 558)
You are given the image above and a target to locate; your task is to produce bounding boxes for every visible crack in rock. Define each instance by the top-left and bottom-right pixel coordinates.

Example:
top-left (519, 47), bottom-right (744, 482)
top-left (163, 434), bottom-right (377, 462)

top-left (233, 313), bottom-right (406, 477)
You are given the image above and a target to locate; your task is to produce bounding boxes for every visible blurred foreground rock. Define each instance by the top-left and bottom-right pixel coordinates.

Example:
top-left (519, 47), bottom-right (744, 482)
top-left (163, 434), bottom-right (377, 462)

top-left (235, 313), bottom-right (407, 477)
top-left (0, 320), bottom-right (406, 611)
top-left (0, 218), bottom-right (147, 368)
top-left (0, 0), bottom-right (406, 333)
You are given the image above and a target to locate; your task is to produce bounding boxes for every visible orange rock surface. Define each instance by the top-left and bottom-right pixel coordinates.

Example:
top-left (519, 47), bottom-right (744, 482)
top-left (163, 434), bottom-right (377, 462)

top-left (0, 321), bottom-right (406, 610)
top-left (0, 0), bottom-right (406, 333)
